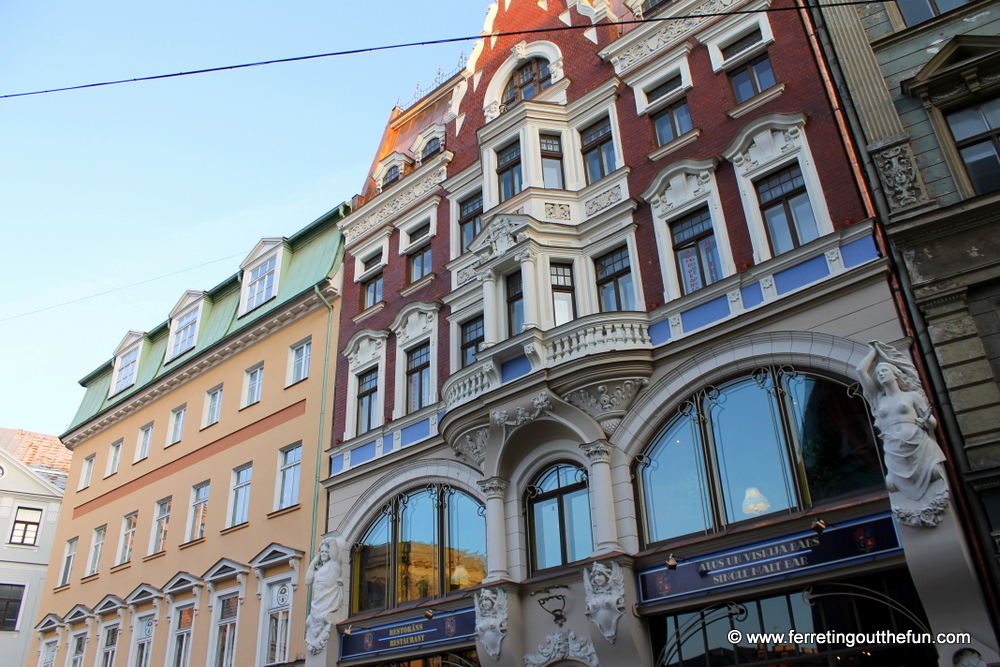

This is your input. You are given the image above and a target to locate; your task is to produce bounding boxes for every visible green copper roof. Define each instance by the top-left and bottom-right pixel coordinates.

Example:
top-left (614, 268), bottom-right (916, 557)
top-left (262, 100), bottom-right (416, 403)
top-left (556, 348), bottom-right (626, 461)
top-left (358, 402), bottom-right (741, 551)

top-left (66, 202), bottom-right (349, 436)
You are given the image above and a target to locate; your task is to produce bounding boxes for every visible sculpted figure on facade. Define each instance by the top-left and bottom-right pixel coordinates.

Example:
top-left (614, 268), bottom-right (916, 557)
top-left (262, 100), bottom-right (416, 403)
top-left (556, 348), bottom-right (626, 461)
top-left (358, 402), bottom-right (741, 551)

top-left (583, 561), bottom-right (625, 643)
top-left (856, 341), bottom-right (948, 527)
top-left (524, 631), bottom-right (599, 667)
top-left (475, 588), bottom-right (508, 660)
top-left (305, 536), bottom-right (344, 654)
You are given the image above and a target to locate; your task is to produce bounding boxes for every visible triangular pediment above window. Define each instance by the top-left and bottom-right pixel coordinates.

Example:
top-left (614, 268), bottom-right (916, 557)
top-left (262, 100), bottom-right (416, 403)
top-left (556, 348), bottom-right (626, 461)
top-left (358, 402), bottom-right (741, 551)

top-left (203, 558), bottom-right (249, 583)
top-left (63, 604), bottom-right (92, 624)
top-left (471, 214), bottom-right (529, 260)
top-left (249, 543), bottom-right (303, 569)
top-left (35, 613), bottom-right (63, 631)
top-left (163, 572), bottom-right (202, 595)
top-left (903, 36), bottom-right (1000, 101)
top-left (240, 237), bottom-right (287, 271)
top-left (125, 583), bottom-right (161, 605)
top-left (113, 330), bottom-right (145, 357)
top-left (168, 290), bottom-right (207, 319)
top-left (94, 595), bottom-right (125, 615)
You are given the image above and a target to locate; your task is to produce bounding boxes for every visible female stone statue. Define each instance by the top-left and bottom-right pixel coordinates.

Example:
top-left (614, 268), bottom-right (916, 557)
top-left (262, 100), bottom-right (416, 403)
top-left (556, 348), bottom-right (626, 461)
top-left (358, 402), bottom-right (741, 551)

top-left (305, 536), bottom-right (344, 654)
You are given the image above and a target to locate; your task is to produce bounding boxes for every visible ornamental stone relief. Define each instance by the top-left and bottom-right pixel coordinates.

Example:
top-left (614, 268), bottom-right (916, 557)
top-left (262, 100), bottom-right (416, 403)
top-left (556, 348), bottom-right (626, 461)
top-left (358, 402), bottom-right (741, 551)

top-left (545, 203), bottom-right (571, 220)
top-left (649, 171), bottom-right (710, 217)
top-left (524, 631), bottom-right (599, 667)
top-left (477, 217), bottom-right (522, 259)
top-left (583, 561), bottom-right (626, 643)
top-left (871, 142), bottom-right (928, 210)
top-left (394, 308), bottom-right (436, 346)
top-left (563, 378), bottom-right (648, 435)
top-left (492, 393), bottom-right (552, 441)
top-left (585, 185), bottom-right (623, 216)
top-left (345, 167), bottom-right (447, 244)
top-left (455, 426), bottom-right (489, 466)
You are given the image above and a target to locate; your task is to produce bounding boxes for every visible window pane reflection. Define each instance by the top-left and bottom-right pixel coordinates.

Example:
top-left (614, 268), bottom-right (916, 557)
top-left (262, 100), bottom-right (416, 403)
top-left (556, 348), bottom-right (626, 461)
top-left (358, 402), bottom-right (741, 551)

top-left (398, 490), bottom-right (439, 603)
top-left (641, 414), bottom-right (711, 543)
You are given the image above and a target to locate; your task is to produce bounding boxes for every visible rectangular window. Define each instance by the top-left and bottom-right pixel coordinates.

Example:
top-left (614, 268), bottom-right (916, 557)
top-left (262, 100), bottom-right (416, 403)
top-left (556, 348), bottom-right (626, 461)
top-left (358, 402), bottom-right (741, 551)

top-left (79, 454), bottom-right (95, 490)
top-left (136, 424), bottom-right (153, 461)
top-left (205, 386), bottom-right (223, 427)
top-left (459, 193), bottom-right (483, 253)
top-left (263, 581), bottom-right (292, 664)
top-left (406, 343), bottom-right (431, 413)
top-left (87, 525), bottom-right (106, 576)
top-left (291, 341), bottom-right (311, 384)
top-left (41, 641), bottom-right (57, 667)
top-left (357, 369), bottom-right (379, 435)
top-left (9, 507), bottom-right (42, 545)
top-left (550, 263), bottom-right (576, 326)
top-left (214, 596), bottom-right (239, 667)
top-left (169, 405), bottom-right (186, 445)
top-left (172, 607), bottom-right (194, 667)
top-left (245, 365), bottom-right (264, 407)
top-left (672, 207), bottom-right (723, 294)
top-left (653, 98), bottom-right (693, 146)
top-left (581, 118), bottom-right (616, 184)
top-left (113, 347), bottom-right (139, 395)
top-left (230, 465), bottom-right (252, 526)
top-left (133, 615), bottom-right (154, 667)
top-left (171, 309), bottom-right (198, 359)
top-left (278, 445), bottom-right (302, 510)
top-left (68, 632), bottom-right (87, 667)
top-left (506, 272), bottom-right (525, 337)
top-left (540, 134), bottom-right (564, 189)
top-left (647, 74), bottom-right (683, 103)
top-left (0, 584), bottom-right (24, 631)
top-left (897, 0), bottom-right (970, 26)
top-left (755, 163), bottom-right (819, 255)
top-left (99, 624), bottom-right (118, 667)
top-left (410, 245), bottom-right (432, 282)
top-left (118, 513), bottom-right (137, 564)
top-left (363, 272), bottom-right (383, 309)
top-left (946, 96), bottom-right (1000, 195)
top-left (106, 440), bottom-right (122, 477)
top-left (246, 256), bottom-right (277, 311)
top-left (497, 141), bottom-right (523, 201)
top-left (189, 482), bottom-right (210, 541)
top-left (59, 537), bottom-right (77, 586)
top-left (152, 498), bottom-right (171, 554)
top-left (596, 247), bottom-right (636, 312)
top-left (461, 317), bottom-right (484, 368)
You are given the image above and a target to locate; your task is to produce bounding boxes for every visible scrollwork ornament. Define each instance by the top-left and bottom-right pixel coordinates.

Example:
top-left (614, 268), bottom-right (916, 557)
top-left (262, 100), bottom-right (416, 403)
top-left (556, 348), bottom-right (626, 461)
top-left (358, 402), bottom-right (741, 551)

top-left (524, 631), bottom-right (599, 667)
top-left (874, 145), bottom-right (924, 209)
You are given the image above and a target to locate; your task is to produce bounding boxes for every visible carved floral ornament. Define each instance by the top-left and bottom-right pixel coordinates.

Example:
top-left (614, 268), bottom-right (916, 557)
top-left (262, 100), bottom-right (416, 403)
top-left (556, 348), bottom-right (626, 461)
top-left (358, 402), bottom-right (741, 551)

top-left (455, 426), bottom-right (490, 466)
top-left (870, 140), bottom-right (928, 210)
top-left (344, 166), bottom-right (448, 245)
top-left (524, 631), bottom-right (599, 667)
top-left (492, 393), bottom-right (553, 441)
top-left (345, 331), bottom-right (388, 369)
top-left (391, 304), bottom-right (438, 346)
top-left (562, 378), bottom-right (649, 435)
top-left (585, 185), bottom-right (623, 217)
top-left (475, 217), bottom-right (527, 260)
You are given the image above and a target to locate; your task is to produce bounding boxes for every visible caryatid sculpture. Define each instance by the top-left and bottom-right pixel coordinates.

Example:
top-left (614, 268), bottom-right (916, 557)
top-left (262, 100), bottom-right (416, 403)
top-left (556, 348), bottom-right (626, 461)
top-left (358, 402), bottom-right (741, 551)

top-left (305, 536), bottom-right (344, 654)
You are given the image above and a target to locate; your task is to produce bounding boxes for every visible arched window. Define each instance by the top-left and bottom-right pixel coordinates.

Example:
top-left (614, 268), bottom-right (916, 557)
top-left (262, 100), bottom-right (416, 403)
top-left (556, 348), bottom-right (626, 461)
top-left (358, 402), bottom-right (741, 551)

top-left (382, 165), bottom-right (401, 190)
top-left (422, 137), bottom-right (442, 161)
top-left (502, 58), bottom-right (552, 109)
top-left (637, 368), bottom-right (882, 545)
top-left (352, 486), bottom-right (486, 612)
top-left (526, 463), bottom-right (593, 570)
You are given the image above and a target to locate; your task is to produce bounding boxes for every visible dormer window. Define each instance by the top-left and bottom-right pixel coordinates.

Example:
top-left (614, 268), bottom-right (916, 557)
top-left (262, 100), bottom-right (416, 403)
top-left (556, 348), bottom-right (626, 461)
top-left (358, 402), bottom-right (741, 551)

top-left (502, 58), bottom-right (552, 108)
top-left (246, 257), bottom-right (276, 311)
top-left (239, 239), bottom-right (285, 317)
top-left (170, 309), bottom-right (198, 358)
top-left (383, 165), bottom-right (401, 189)
top-left (113, 347), bottom-right (139, 394)
top-left (422, 137), bottom-right (441, 161)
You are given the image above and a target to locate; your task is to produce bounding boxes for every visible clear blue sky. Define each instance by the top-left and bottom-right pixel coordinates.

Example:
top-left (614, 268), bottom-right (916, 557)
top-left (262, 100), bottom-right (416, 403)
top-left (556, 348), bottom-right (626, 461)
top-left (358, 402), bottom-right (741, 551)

top-left (0, 0), bottom-right (490, 437)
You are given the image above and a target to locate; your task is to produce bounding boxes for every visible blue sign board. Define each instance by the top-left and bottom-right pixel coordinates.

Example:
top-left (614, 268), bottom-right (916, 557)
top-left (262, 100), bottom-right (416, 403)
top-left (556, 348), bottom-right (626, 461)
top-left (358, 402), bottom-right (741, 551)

top-left (637, 513), bottom-right (900, 604)
top-left (340, 607), bottom-right (476, 660)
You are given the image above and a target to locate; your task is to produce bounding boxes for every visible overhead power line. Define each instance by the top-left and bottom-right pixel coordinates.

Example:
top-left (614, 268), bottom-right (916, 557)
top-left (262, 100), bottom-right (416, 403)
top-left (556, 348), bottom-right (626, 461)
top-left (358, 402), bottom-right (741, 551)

top-left (2, 0), bottom-right (877, 100)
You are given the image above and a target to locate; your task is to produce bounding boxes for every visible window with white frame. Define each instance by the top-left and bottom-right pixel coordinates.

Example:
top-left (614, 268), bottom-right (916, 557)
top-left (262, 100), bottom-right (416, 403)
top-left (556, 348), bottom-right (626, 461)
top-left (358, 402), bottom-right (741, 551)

top-left (390, 303), bottom-right (439, 419)
top-left (79, 454), bottom-right (95, 490)
top-left (289, 339), bottom-right (311, 384)
top-left (460, 316), bottom-right (484, 368)
top-left (406, 343), bottom-right (431, 412)
top-left (357, 369), bottom-right (379, 435)
top-left (261, 580), bottom-right (292, 665)
top-left (0, 584), bottom-right (24, 630)
top-left (277, 444), bottom-right (301, 510)
top-left (230, 464), bottom-right (252, 526)
top-left (506, 272), bottom-right (525, 336)
top-left (151, 497), bottom-right (171, 554)
top-left (213, 594), bottom-right (239, 667)
top-left (550, 262), bottom-right (577, 326)
top-left (595, 246), bottom-right (636, 312)
top-left (205, 385), bottom-right (223, 427)
top-left (625, 43), bottom-right (694, 151)
top-left (700, 8), bottom-right (778, 109)
top-left (581, 117), bottom-right (617, 184)
top-left (344, 330), bottom-right (389, 439)
top-left (87, 524), bottom-right (106, 576)
top-left (98, 624), bottom-right (118, 667)
top-left (246, 256), bottom-right (277, 312)
top-left (540, 133), bottom-right (565, 189)
top-left (133, 615), bottom-right (155, 667)
top-left (41, 640), bottom-right (57, 667)
top-left (497, 141), bottom-right (523, 201)
top-left (168, 307), bottom-right (199, 360)
top-left (118, 513), bottom-right (137, 564)
top-left (59, 537), bottom-right (77, 586)
top-left (111, 345), bottom-right (140, 396)
top-left (171, 606), bottom-right (194, 667)
top-left (106, 439), bottom-right (122, 477)
top-left (410, 241), bottom-right (432, 283)
top-left (244, 364), bottom-right (264, 407)
top-left (458, 193), bottom-right (483, 254)
top-left (169, 405), bottom-right (186, 445)
top-left (189, 482), bottom-right (210, 541)
top-left (136, 423), bottom-right (153, 462)
top-left (9, 506), bottom-right (42, 545)
top-left (67, 632), bottom-right (87, 667)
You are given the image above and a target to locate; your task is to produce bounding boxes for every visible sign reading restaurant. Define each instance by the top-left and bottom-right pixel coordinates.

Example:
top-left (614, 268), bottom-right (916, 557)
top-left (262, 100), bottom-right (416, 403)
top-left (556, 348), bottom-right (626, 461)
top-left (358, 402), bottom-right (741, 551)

top-left (637, 513), bottom-right (901, 604)
top-left (340, 607), bottom-right (476, 660)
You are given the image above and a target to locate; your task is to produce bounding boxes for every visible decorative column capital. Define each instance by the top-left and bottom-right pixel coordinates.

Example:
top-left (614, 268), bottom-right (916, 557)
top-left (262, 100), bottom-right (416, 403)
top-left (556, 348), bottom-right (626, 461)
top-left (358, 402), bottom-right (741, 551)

top-left (581, 440), bottom-right (614, 464)
top-left (478, 477), bottom-right (510, 500)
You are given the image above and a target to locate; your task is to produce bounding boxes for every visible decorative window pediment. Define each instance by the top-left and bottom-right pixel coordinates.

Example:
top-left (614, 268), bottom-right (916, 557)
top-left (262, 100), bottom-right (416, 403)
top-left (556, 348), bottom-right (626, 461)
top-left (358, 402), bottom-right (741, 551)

top-left (94, 595), bottom-right (125, 615)
top-left (344, 330), bottom-right (390, 371)
top-left (390, 302), bottom-right (440, 347)
top-left (35, 613), bottom-right (63, 631)
top-left (471, 215), bottom-right (528, 262)
top-left (373, 153), bottom-right (415, 193)
top-left (63, 604), bottom-right (93, 624)
top-left (203, 558), bottom-right (250, 584)
top-left (722, 112), bottom-right (807, 177)
top-left (125, 583), bottom-right (162, 606)
top-left (483, 41), bottom-right (566, 122)
top-left (642, 157), bottom-right (718, 217)
top-left (410, 125), bottom-right (447, 164)
top-left (249, 543), bottom-right (303, 569)
top-left (239, 237), bottom-right (288, 316)
top-left (902, 36), bottom-right (1000, 105)
top-left (163, 572), bottom-right (202, 596)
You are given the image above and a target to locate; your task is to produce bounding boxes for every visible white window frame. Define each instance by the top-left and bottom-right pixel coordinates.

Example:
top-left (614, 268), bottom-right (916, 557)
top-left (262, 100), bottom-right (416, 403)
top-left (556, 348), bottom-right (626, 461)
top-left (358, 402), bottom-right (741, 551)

top-left (276, 444), bottom-right (302, 511)
top-left (343, 330), bottom-right (389, 440)
top-left (243, 363), bottom-right (264, 408)
top-left (117, 513), bottom-right (137, 565)
top-left (228, 464), bottom-right (253, 527)
top-left (66, 631), bottom-right (87, 667)
top-left (130, 614), bottom-right (155, 667)
top-left (109, 333), bottom-right (143, 398)
top-left (105, 439), bottom-right (122, 477)
top-left (168, 405), bottom-right (186, 446)
top-left (209, 589), bottom-right (240, 667)
top-left (204, 385), bottom-right (223, 427)
top-left (257, 577), bottom-right (293, 666)
top-left (170, 604), bottom-right (195, 667)
top-left (238, 239), bottom-right (286, 316)
top-left (135, 423), bottom-right (153, 462)
top-left (351, 228), bottom-right (391, 295)
top-left (98, 622), bottom-right (119, 667)
top-left (150, 497), bottom-right (171, 554)
top-left (625, 42), bottom-right (695, 116)
top-left (87, 524), bottom-right (106, 576)
top-left (78, 454), bottom-right (95, 490)
top-left (40, 640), bottom-right (58, 667)
top-left (166, 302), bottom-right (201, 362)
top-left (721, 112), bottom-right (833, 263)
top-left (188, 482), bottom-right (210, 542)
top-left (391, 303), bottom-right (440, 419)
top-left (698, 2), bottom-right (775, 73)
top-left (59, 537), bottom-right (77, 586)
top-left (482, 39), bottom-right (566, 124)
top-left (287, 338), bottom-right (312, 386)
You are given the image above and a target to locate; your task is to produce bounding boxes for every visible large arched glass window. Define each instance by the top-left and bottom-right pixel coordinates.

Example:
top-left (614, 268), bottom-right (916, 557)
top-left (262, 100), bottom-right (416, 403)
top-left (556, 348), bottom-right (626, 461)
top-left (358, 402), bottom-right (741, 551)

top-left (502, 58), bottom-right (552, 109)
top-left (638, 367), bottom-right (882, 545)
top-left (352, 486), bottom-right (487, 613)
top-left (527, 463), bottom-right (593, 570)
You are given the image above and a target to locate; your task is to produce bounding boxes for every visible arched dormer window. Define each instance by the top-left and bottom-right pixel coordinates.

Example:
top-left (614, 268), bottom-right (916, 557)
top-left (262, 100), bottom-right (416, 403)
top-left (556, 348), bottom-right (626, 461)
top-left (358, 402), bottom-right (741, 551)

top-left (502, 58), bottom-right (552, 109)
top-left (421, 137), bottom-right (442, 161)
top-left (526, 463), bottom-right (592, 570)
top-left (382, 164), bottom-right (401, 190)
top-left (352, 485), bottom-right (486, 612)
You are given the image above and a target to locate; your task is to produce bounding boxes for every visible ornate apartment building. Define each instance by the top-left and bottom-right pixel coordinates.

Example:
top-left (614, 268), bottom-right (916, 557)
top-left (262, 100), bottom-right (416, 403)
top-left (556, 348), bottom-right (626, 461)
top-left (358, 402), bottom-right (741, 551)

top-left (317, 1), bottom-right (999, 667)
top-left (30, 206), bottom-right (348, 667)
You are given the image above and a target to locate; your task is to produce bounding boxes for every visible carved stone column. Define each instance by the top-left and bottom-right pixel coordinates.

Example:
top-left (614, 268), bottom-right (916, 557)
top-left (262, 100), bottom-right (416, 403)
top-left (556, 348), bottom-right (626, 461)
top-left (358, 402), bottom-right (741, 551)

top-left (481, 269), bottom-right (499, 347)
top-left (479, 477), bottom-right (510, 581)
top-left (580, 440), bottom-right (621, 554)
top-left (516, 248), bottom-right (538, 331)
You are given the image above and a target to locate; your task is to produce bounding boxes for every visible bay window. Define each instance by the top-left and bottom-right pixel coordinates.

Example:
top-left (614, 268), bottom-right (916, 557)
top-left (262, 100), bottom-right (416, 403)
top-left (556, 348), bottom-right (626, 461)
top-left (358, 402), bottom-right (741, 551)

top-left (595, 246), bottom-right (636, 312)
top-left (582, 118), bottom-right (616, 184)
top-left (498, 142), bottom-right (523, 201)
